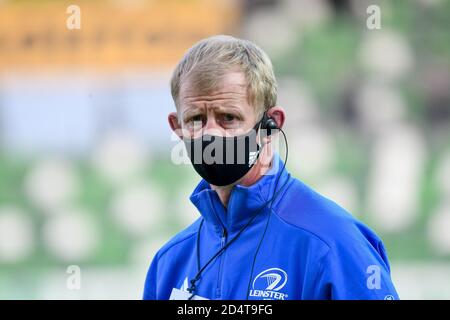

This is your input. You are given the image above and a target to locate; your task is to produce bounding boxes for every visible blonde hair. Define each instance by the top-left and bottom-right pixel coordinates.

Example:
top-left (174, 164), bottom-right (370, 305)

top-left (170, 35), bottom-right (277, 116)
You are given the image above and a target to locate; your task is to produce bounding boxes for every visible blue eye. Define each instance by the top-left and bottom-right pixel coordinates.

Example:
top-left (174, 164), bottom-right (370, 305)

top-left (191, 115), bottom-right (203, 122)
top-left (222, 114), bottom-right (236, 122)
top-left (187, 115), bottom-right (205, 127)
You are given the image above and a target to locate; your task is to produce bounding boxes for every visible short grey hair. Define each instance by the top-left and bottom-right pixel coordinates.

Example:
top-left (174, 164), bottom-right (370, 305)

top-left (170, 35), bottom-right (278, 116)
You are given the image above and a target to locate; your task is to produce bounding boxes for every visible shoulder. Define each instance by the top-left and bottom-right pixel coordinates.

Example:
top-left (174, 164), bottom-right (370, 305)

top-left (273, 177), bottom-right (384, 254)
top-left (154, 218), bottom-right (202, 260)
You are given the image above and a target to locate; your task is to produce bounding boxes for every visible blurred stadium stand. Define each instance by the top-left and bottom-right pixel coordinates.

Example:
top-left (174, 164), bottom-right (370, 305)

top-left (0, 0), bottom-right (450, 299)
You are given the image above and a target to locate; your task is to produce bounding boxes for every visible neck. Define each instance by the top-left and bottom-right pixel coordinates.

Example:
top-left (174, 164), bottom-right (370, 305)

top-left (211, 146), bottom-right (273, 208)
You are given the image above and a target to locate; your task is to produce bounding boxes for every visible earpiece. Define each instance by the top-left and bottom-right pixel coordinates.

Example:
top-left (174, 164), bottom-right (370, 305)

top-left (261, 112), bottom-right (279, 136)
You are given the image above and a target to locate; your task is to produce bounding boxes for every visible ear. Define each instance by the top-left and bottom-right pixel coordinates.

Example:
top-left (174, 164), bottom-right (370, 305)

top-left (266, 106), bottom-right (285, 129)
top-left (168, 112), bottom-right (183, 139)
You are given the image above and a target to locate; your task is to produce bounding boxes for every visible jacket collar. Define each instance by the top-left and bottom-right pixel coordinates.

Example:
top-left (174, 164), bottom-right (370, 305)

top-left (189, 154), bottom-right (289, 234)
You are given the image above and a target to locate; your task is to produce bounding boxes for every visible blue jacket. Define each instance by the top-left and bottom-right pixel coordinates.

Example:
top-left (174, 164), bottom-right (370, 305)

top-left (143, 156), bottom-right (399, 300)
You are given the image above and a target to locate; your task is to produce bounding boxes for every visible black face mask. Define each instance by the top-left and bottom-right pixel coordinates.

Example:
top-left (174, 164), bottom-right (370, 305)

top-left (183, 120), bottom-right (262, 186)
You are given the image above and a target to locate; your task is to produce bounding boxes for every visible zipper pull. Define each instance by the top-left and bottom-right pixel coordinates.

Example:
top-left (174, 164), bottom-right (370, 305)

top-left (221, 229), bottom-right (227, 245)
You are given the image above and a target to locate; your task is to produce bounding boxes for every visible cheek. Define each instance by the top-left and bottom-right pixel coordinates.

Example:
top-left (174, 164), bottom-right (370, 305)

top-left (181, 123), bottom-right (202, 139)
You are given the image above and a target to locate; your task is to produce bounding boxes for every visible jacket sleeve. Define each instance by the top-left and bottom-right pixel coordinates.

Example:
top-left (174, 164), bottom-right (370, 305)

top-left (313, 239), bottom-right (399, 300)
top-left (143, 255), bottom-right (159, 300)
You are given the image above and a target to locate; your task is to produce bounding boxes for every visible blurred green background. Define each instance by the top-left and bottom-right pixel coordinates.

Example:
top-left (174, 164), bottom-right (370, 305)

top-left (0, 0), bottom-right (450, 299)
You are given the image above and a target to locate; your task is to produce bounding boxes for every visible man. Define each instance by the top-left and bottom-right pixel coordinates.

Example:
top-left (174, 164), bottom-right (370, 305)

top-left (143, 35), bottom-right (399, 300)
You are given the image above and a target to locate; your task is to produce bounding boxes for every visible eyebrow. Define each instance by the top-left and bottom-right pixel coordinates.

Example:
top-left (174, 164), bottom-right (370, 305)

top-left (215, 105), bottom-right (243, 113)
top-left (182, 104), bottom-right (243, 117)
top-left (182, 108), bottom-right (202, 121)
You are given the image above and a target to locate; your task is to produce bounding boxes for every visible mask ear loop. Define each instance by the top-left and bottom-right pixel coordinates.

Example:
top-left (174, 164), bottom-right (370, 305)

top-left (256, 112), bottom-right (273, 168)
top-left (254, 112), bottom-right (265, 147)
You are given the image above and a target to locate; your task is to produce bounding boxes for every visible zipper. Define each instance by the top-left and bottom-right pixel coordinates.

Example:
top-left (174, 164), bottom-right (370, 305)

top-left (216, 227), bottom-right (228, 298)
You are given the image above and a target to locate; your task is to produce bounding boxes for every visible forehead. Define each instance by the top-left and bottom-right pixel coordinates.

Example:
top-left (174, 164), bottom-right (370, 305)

top-left (179, 71), bottom-right (249, 104)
